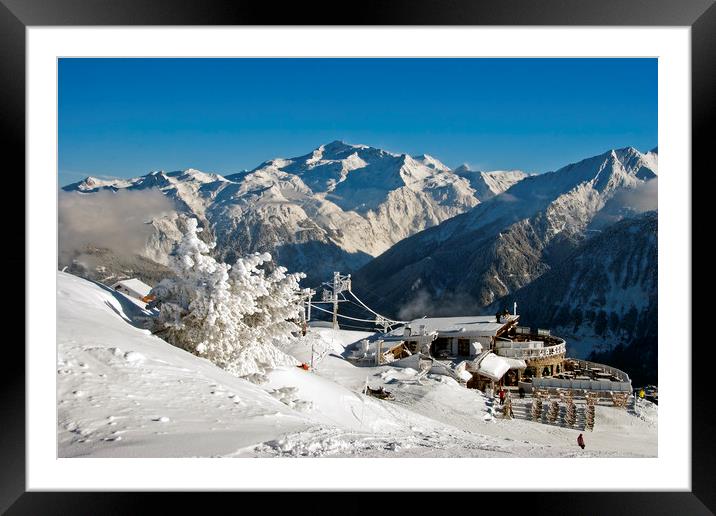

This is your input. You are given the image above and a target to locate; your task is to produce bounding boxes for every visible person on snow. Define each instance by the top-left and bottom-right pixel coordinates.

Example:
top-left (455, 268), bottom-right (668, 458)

top-left (498, 388), bottom-right (506, 406)
top-left (577, 433), bottom-right (585, 450)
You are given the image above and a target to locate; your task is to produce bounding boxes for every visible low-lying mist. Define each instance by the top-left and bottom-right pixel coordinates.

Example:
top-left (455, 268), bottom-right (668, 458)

top-left (590, 178), bottom-right (658, 229)
top-left (397, 289), bottom-right (482, 321)
top-left (58, 188), bottom-right (175, 265)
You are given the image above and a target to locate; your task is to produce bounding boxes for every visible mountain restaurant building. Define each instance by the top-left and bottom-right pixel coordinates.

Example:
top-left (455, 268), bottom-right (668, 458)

top-left (390, 311), bottom-right (567, 389)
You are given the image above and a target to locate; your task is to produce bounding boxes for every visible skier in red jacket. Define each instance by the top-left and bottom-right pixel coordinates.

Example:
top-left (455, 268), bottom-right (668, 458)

top-left (577, 433), bottom-right (585, 449)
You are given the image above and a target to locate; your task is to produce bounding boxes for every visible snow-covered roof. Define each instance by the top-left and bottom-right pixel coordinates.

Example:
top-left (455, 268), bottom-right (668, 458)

top-left (390, 353), bottom-right (428, 371)
top-left (502, 357), bottom-right (527, 370)
top-left (391, 354), bottom-right (462, 381)
top-left (349, 338), bottom-right (404, 361)
top-left (111, 278), bottom-right (152, 298)
top-left (395, 315), bottom-right (518, 338)
top-left (380, 332), bottom-right (437, 343)
top-left (472, 352), bottom-right (511, 381)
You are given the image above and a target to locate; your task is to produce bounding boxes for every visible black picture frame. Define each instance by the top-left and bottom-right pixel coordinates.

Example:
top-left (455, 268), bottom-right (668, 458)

top-left (2, 0), bottom-right (711, 513)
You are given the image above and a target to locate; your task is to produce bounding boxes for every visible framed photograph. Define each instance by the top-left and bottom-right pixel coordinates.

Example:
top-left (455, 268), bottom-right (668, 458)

top-left (4, 0), bottom-right (711, 513)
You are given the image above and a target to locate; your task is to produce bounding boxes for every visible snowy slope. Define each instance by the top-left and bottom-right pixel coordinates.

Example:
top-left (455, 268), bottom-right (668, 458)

top-left (354, 146), bottom-right (657, 317)
top-left (55, 271), bottom-right (489, 457)
top-left (61, 141), bottom-right (527, 285)
top-left (58, 271), bottom-right (656, 458)
top-left (57, 271), bottom-right (310, 457)
top-left (453, 166), bottom-right (529, 201)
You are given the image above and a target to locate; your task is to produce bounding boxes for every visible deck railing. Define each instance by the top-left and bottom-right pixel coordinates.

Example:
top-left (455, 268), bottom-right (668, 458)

top-left (527, 377), bottom-right (632, 393)
top-left (496, 341), bottom-right (566, 359)
top-left (565, 358), bottom-right (631, 383)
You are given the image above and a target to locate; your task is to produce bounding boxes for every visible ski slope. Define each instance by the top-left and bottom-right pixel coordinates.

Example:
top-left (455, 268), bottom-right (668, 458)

top-left (57, 271), bottom-right (657, 458)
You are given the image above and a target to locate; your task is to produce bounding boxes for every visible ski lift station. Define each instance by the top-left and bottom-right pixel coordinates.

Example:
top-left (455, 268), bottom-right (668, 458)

top-left (379, 310), bottom-right (572, 391)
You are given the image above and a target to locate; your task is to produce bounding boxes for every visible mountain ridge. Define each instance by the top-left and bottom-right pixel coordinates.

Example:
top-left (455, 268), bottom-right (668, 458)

top-left (489, 211), bottom-right (658, 384)
top-left (61, 141), bottom-right (528, 284)
top-left (352, 145), bottom-right (657, 316)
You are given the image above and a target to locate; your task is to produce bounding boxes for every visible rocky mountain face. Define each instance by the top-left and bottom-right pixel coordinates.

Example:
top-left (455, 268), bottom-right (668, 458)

top-left (490, 211), bottom-right (657, 384)
top-left (352, 146), bottom-right (657, 319)
top-left (61, 141), bottom-right (526, 285)
top-left (453, 166), bottom-right (529, 202)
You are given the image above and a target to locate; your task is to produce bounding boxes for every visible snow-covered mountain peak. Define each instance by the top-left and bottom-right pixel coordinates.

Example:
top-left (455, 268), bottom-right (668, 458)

top-left (256, 157), bottom-right (294, 171)
top-left (249, 142), bottom-right (475, 204)
top-left (131, 171), bottom-right (175, 190)
top-left (61, 141), bottom-right (498, 283)
top-left (79, 176), bottom-right (111, 189)
top-left (539, 147), bottom-right (657, 197)
top-left (298, 140), bottom-right (378, 167)
top-left (167, 168), bottom-right (226, 184)
top-left (446, 146), bottom-right (658, 241)
top-left (611, 146), bottom-right (650, 167)
top-left (355, 147), bottom-right (658, 339)
top-left (640, 147), bottom-right (659, 175)
top-left (321, 139), bottom-right (369, 153)
top-left (63, 175), bottom-right (137, 193)
top-left (596, 147), bottom-right (657, 185)
top-left (414, 153), bottom-right (451, 172)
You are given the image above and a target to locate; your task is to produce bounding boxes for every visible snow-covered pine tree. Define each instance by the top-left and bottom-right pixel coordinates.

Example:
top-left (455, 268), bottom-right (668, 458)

top-left (150, 218), bottom-right (235, 355)
top-left (224, 252), bottom-right (306, 376)
top-left (150, 218), bottom-right (303, 376)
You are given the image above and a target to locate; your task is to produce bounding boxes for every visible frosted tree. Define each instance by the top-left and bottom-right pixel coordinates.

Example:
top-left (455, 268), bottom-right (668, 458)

top-left (150, 218), bottom-right (239, 359)
top-left (150, 218), bottom-right (304, 376)
top-left (225, 253), bottom-right (306, 375)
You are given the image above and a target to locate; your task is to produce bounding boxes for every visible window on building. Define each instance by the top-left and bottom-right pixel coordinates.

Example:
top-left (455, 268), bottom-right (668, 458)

top-left (457, 338), bottom-right (470, 356)
top-left (430, 337), bottom-right (451, 357)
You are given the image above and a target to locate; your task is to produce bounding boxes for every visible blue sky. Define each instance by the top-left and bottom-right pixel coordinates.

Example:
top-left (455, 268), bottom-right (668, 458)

top-left (58, 58), bottom-right (657, 186)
